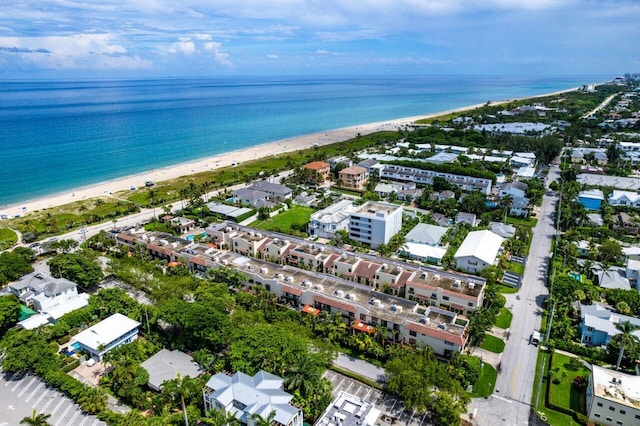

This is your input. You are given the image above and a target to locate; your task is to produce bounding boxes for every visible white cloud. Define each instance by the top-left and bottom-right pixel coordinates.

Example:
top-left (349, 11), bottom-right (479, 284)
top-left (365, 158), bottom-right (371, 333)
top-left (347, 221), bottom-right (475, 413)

top-left (314, 49), bottom-right (344, 56)
top-left (168, 37), bottom-right (195, 54)
top-left (202, 41), bottom-right (232, 67)
top-left (0, 34), bottom-right (152, 70)
top-left (267, 53), bottom-right (278, 59)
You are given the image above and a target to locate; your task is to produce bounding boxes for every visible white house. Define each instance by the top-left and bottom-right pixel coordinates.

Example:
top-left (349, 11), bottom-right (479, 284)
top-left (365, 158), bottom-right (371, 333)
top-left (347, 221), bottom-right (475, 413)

top-left (609, 190), bottom-right (640, 207)
top-left (9, 272), bottom-right (79, 312)
top-left (586, 365), bottom-right (640, 426)
top-left (401, 223), bottom-right (448, 264)
top-left (499, 181), bottom-right (528, 199)
top-left (203, 370), bottom-right (303, 426)
top-left (72, 313), bottom-right (140, 361)
top-left (405, 223), bottom-right (448, 246)
top-left (308, 199), bottom-right (356, 239)
top-left (454, 230), bottom-right (504, 273)
top-left (348, 202), bottom-right (403, 249)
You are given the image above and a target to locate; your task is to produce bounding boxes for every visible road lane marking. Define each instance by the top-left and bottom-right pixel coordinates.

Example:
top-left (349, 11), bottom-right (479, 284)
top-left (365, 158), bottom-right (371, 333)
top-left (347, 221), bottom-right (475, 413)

top-left (493, 394), bottom-right (513, 403)
top-left (510, 364), bottom-right (520, 396)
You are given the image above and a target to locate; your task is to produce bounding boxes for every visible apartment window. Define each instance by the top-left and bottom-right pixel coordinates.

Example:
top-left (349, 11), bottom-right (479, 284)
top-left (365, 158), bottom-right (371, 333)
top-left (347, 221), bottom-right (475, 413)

top-left (468, 302), bottom-right (474, 307)
top-left (636, 414), bottom-right (640, 419)
top-left (393, 324), bottom-right (400, 331)
top-left (606, 418), bottom-right (612, 423)
top-left (408, 287), bottom-right (414, 294)
top-left (445, 341), bottom-right (454, 346)
top-left (597, 402), bottom-right (603, 407)
top-left (360, 314), bottom-right (367, 321)
top-left (265, 284), bottom-right (271, 291)
top-left (409, 330), bottom-right (416, 337)
top-left (443, 296), bottom-right (449, 301)
top-left (594, 413), bottom-right (600, 418)
top-left (620, 410), bottom-right (626, 415)
top-left (371, 317), bottom-right (378, 325)
top-left (609, 406), bottom-right (615, 411)
top-left (381, 320), bottom-right (388, 327)
top-left (348, 312), bottom-right (354, 318)
top-left (616, 421), bottom-right (623, 425)
top-left (431, 293), bottom-right (437, 299)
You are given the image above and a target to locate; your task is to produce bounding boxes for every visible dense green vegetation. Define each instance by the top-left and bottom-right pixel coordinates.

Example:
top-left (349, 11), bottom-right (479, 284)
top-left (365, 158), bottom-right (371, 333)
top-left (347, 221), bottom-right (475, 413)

top-left (250, 205), bottom-right (313, 237)
top-left (0, 228), bottom-right (18, 250)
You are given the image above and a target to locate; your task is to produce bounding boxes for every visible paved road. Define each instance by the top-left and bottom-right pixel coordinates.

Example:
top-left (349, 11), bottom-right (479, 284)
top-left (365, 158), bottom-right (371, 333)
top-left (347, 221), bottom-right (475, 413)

top-left (470, 165), bottom-right (561, 425)
top-left (0, 370), bottom-right (105, 426)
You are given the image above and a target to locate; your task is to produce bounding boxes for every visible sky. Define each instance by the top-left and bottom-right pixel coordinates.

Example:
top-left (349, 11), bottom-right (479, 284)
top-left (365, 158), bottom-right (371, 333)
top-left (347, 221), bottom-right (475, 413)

top-left (0, 0), bottom-right (638, 79)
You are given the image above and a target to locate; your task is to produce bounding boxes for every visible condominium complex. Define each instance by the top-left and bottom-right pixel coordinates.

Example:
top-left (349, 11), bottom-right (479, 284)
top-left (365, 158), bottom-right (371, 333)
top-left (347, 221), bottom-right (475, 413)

top-left (348, 201), bottom-right (403, 249)
top-left (109, 222), bottom-right (485, 357)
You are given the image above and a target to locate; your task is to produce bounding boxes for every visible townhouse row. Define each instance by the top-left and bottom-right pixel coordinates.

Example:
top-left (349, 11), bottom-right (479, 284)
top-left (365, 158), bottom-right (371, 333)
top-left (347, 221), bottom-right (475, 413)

top-left (380, 164), bottom-right (493, 195)
top-left (110, 223), bottom-right (486, 357)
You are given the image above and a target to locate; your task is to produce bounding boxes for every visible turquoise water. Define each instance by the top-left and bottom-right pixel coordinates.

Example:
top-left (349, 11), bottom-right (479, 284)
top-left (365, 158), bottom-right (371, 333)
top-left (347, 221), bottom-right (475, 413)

top-left (71, 342), bottom-right (82, 350)
top-left (0, 75), bottom-right (609, 206)
top-left (186, 232), bottom-right (206, 241)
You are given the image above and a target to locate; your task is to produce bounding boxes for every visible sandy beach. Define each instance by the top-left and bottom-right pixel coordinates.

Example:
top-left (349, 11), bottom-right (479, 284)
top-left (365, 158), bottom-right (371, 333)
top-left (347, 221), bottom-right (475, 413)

top-left (1, 87), bottom-right (578, 218)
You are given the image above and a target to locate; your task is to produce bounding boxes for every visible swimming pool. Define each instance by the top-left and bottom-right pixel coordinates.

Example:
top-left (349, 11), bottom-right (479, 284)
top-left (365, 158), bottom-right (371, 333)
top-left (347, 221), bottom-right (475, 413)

top-left (71, 342), bottom-right (82, 350)
top-left (186, 232), bottom-right (206, 241)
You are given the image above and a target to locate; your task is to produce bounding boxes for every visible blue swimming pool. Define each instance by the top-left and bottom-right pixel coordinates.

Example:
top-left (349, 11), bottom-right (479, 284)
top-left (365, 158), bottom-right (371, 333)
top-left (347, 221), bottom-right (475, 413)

top-left (186, 232), bottom-right (206, 241)
top-left (71, 342), bottom-right (82, 350)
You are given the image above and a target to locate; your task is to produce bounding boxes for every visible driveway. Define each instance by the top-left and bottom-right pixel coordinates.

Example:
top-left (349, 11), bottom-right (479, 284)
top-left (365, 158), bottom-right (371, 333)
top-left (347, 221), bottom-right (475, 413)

top-left (333, 353), bottom-right (387, 383)
top-left (469, 165), bottom-right (560, 425)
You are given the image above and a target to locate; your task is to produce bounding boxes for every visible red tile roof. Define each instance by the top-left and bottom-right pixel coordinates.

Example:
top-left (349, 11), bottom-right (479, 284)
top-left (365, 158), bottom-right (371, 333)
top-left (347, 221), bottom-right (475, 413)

top-left (303, 161), bottom-right (330, 171)
top-left (282, 285), bottom-right (301, 296)
top-left (406, 321), bottom-right (466, 347)
top-left (314, 295), bottom-right (356, 313)
top-left (353, 321), bottom-right (376, 334)
top-left (353, 260), bottom-right (380, 280)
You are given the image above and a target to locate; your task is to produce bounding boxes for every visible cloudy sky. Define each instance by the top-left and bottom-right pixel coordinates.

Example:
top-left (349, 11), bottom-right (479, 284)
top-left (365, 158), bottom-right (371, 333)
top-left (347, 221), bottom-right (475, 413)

top-left (0, 0), bottom-right (637, 78)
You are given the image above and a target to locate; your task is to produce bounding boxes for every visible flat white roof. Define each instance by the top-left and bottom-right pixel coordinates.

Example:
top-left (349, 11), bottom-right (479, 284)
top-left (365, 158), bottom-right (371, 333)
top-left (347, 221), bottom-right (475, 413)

top-left (18, 313), bottom-right (51, 330)
top-left (454, 230), bottom-right (504, 265)
top-left (592, 364), bottom-right (640, 408)
top-left (402, 242), bottom-right (447, 260)
top-left (73, 313), bottom-right (140, 351)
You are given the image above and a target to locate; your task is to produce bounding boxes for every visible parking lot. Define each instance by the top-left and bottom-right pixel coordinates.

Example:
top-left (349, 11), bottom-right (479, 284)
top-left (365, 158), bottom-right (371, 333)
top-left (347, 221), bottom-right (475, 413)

top-left (324, 370), bottom-right (434, 426)
top-left (0, 370), bottom-right (106, 426)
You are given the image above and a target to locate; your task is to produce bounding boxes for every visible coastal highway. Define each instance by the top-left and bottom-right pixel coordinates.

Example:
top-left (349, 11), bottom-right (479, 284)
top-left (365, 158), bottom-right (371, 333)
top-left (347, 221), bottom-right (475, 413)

top-left (470, 164), bottom-right (560, 425)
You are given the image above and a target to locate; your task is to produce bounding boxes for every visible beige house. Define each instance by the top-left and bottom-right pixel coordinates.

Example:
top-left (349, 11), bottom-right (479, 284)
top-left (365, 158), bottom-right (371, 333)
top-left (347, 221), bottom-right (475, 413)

top-left (339, 165), bottom-right (369, 190)
top-left (302, 161), bottom-right (331, 184)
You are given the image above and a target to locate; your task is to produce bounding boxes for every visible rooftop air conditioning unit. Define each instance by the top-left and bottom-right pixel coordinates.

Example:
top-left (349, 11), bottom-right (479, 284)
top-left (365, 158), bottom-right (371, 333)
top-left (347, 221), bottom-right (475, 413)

top-left (468, 282), bottom-right (476, 289)
top-left (225, 227), bottom-right (232, 232)
top-left (313, 284), bottom-right (323, 291)
top-left (434, 274), bottom-right (440, 281)
top-left (286, 276), bottom-right (294, 283)
top-left (438, 323), bottom-right (446, 329)
top-left (334, 290), bottom-right (344, 297)
top-left (421, 272), bottom-right (428, 279)
top-left (302, 280), bottom-right (311, 287)
top-left (222, 259), bottom-right (229, 265)
top-left (453, 280), bottom-right (461, 288)
top-left (259, 267), bottom-right (268, 274)
top-left (346, 293), bottom-right (356, 301)
top-left (420, 316), bottom-right (429, 324)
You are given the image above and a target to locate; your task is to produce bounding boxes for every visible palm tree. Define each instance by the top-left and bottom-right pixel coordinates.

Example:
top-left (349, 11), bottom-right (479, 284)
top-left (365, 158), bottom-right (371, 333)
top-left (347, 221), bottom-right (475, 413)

top-left (251, 410), bottom-right (276, 426)
top-left (285, 355), bottom-right (320, 398)
top-left (499, 194), bottom-right (513, 223)
top-left (77, 386), bottom-right (108, 414)
top-left (163, 374), bottom-right (196, 426)
top-left (205, 407), bottom-right (240, 426)
top-left (20, 410), bottom-right (51, 426)
top-left (613, 321), bottom-right (640, 370)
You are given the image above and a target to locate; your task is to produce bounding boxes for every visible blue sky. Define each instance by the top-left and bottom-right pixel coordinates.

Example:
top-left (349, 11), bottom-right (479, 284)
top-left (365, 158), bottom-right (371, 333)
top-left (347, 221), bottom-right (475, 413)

top-left (0, 0), bottom-right (638, 78)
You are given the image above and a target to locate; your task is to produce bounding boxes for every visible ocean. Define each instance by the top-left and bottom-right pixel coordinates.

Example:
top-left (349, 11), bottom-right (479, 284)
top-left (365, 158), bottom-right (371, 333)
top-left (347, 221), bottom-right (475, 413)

top-left (0, 75), bottom-right (607, 206)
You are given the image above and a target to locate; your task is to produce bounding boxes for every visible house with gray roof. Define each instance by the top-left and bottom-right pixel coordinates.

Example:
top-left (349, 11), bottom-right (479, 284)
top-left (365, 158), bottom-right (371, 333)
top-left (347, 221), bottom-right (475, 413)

top-left (597, 267), bottom-right (631, 290)
top-left (141, 349), bottom-right (203, 392)
top-left (405, 223), bottom-right (448, 246)
top-left (499, 181), bottom-right (528, 199)
top-left (233, 188), bottom-right (270, 208)
top-left (456, 212), bottom-right (477, 227)
top-left (579, 303), bottom-right (640, 346)
top-left (203, 370), bottom-right (302, 426)
top-left (489, 222), bottom-right (516, 239)
top-left (248, 181), bottom-right (292, 201)
top-left (9, 272), bottom-right (79, 311)
top-left (308, 199), bottom-right (356, 239)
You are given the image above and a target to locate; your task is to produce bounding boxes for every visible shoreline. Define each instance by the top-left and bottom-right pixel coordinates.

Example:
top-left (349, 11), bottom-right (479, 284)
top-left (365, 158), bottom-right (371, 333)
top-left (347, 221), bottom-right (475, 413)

top-left (0, 86), bottom-right (580, 217)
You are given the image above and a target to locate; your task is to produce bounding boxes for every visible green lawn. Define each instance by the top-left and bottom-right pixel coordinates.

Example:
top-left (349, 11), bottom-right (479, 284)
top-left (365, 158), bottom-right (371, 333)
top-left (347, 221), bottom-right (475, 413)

top-left (495, 307), bottom-right (513, 329)
top-left (532, 350), bottom-right (578, 426)
top-left (495, 283), bottom-right (519, 294)
top-left (470, 363), bottom-right (497, 398)
top-left (507, 261), bottom-right (525, 276)
top-left (507, 216), bottom-right (538, 227)
top-left (480, 334), bottom-right (505, 353)
top-left (0, 228), bottom-right (18, 250)
top-left (548, 353), bottom-right (589, 415)
top-left (250, 206), bottom-right (313, 235)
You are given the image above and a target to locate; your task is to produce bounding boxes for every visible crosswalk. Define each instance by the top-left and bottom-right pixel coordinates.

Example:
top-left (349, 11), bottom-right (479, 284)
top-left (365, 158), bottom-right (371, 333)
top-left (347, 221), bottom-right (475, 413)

top-left (0, 370), bottom-right (106, 426)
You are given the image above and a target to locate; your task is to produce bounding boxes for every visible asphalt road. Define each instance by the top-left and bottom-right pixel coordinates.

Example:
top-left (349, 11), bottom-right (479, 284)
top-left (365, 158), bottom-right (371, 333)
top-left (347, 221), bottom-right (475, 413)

top-left (470, 165), bottom-right (560, 425)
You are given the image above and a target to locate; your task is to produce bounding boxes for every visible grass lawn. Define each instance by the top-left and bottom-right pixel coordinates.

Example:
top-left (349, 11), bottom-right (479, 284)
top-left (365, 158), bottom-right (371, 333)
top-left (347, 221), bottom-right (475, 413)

top-left (531, 350), bottom-right (578, 426)
top-left (250, 206), bottom-right (313, 235)
top-left (507, 216), bottom-right (538, 227)
top-left (548, 353), bottom-right (589, 415)
top-left (507, 261), bottom-right (525, 276)
top-left (470, 363), bottom-right (497, 398)
top-left (495, 283), bottom-right (519, 294)
top-left (495, 307), bottom-right (513, 329)
top-left (480, 335), bottom-right (505, 353)
top-left (0, 228), bottom-right (18, 250)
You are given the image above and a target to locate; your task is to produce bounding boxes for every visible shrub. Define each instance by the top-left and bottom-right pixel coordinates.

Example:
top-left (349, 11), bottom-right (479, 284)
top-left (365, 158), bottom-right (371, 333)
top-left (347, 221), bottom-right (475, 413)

top-left (572, 375), bottom-right (587, 392)
top-left (567, 357), bottom-right (583, 371)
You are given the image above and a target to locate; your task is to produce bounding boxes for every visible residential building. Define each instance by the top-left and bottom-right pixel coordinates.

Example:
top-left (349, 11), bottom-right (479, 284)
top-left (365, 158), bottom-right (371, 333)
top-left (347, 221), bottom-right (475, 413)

top-left (616, 212), bottom-right (640, 234)
top-left (575, 240), bottom-right (591, 257)
top-left (302, 161), bottom-right (331, 185)
top-left (380, 165), bottom-right (492, 195)
top-left (203, 370), bottom-right (303, 426)
top-left (232, 188), bottom-right (270, 208)
top-left (315, 391), bottom-right (380, 426)
top-left (499, 181), bottom-right (528, 199)
top-left (206, 202), bottom-right (254, 222)
top-left (141, 349), bottom-right (203, 392)
top-left (431, 213), bottom-right (452, 227)
top-left (455, 212), bottom-right (477, 227)
top-left (163, 216), bottom-right (197, 234)
top-left (454, 230), bottom-right (504, 273)
top-left (72, 313), bottom-right (140, 361)
top-left (375, 182), bottom-right (415, 199)
top-left (623, 246), bottom-right (640, 261)
top-left (597, 267), bottom-right (631, 290)
top-left (116, 223), bottom-right (486, 356)
top-left (579, 303), bottom-right (640, 346)
top-left (586, 365), bottom-right (640, 426)
top-left (570, 149), bottom-right (585, 163)
top-left (438, 190), bottom-right (456, 202)
top-left (348, 202), bottom-right (403, 249)
top-left (609, 190), bottom-right (640, 207)
top-left (489, 222), bottom-right (516, 239)
top-left (578, 189), bottom-right (605, 211)
top-left (594, 152), bottom-right (609, 165)
top-left (9, 272), bottom-right (79, 311)
top-left (339, 165), bottom-right (369, 191)
top-left (509, 196), bottom-right (530, 217)
top-left (357, 159), bottom-right (384, 177)
top-left (577, 173), bottom-right (640, 191)
top-left (400, 243), bottom-right (447, 265)
top-left (308, 199), bottom-right (356, 239)
top-left (473, 122), bottom-right (552, 136)
top-left (248, 181), bottom-right (292, 201)
top-left (405, 224), bottom-right (448, 246)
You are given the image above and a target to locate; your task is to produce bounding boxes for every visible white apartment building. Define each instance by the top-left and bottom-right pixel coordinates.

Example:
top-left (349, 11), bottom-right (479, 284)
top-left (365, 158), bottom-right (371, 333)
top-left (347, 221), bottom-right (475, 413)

top-left (586, 365), bottom-right (640, 426)
top-left (348, 201), bottom-right (403, 249)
